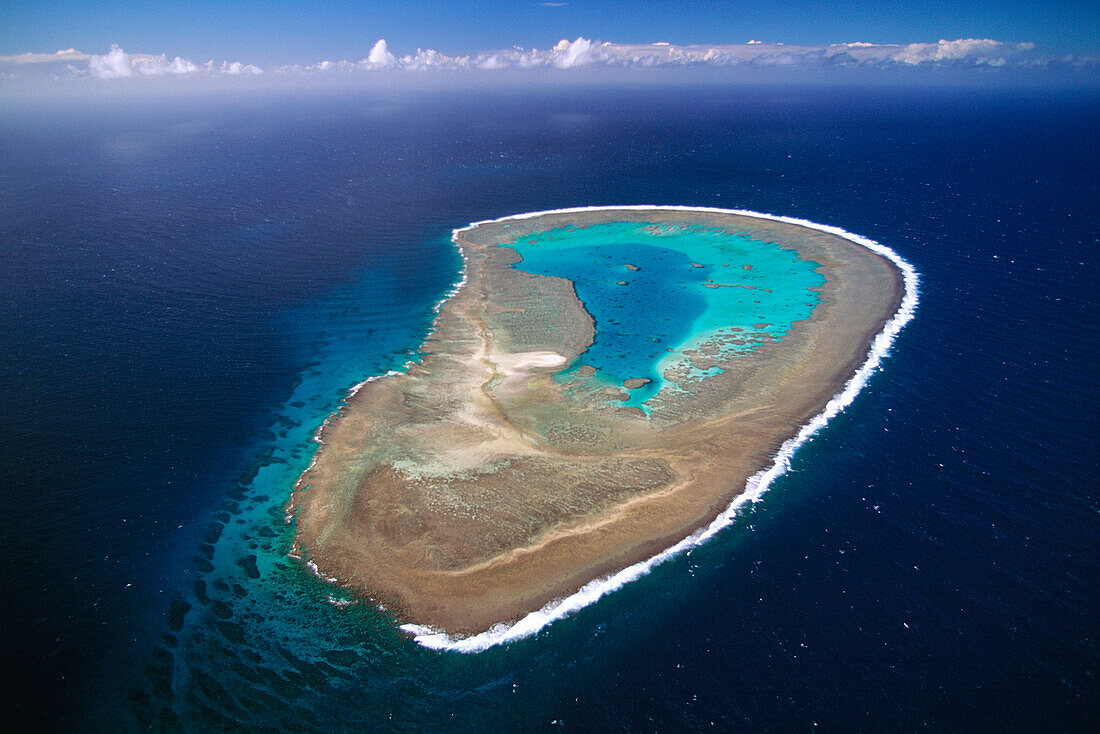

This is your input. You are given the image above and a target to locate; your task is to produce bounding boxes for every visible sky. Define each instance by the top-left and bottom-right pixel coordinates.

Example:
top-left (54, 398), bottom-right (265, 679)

top-left (3, 0), bottom-right (1098, 66)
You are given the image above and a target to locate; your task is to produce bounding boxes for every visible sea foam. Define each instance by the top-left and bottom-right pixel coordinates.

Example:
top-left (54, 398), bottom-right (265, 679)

top-left (393, 205), bottom-right (919, 652)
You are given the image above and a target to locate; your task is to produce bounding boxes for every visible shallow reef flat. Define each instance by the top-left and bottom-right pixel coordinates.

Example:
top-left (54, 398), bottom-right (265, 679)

top-left (288, 207), bottom-right (904, 636)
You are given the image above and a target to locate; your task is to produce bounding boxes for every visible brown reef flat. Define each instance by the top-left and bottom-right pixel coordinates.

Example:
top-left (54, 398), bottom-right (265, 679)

top-left (287, 208), bottom-right (903, 635)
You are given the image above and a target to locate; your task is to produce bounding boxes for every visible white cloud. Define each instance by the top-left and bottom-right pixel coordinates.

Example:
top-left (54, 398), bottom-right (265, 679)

top-left (219, 61), bottom-right (263, 75)
top-left (477, 54), bottom-right (508, 70)
top-left (552, 37), bottom-right (604, 68)
top-left (81, 44), bottom-right (256, 79)
top-left (399, 47), bottom-right (458, 71)
top-left (0, 48), bottom-right (90, 64)
top-left (168, 57), bottom-right (199, 74)
top-left (132, 53), bottom-right (200, 75)
top-left (302, 59), bottom-right (357, 72)
top-left (890, 38), bottom-right (1012, 65)
top-left (88, 44), bottom-right (132, 79)
top-left (366, 39), bottom-right (397, 67)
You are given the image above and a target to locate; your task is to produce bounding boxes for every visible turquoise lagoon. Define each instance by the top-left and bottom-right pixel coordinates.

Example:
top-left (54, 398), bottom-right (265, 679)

top-left (507, 222), bottom-right (826, 408)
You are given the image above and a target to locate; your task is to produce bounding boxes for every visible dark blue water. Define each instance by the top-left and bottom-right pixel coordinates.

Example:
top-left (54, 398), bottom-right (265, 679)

top-left (0, 84), bottom-right (1095, 732)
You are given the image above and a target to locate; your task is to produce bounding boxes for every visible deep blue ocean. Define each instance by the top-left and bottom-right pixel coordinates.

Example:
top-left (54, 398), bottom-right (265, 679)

top-left (0, 82), bottom-right (1096, 732)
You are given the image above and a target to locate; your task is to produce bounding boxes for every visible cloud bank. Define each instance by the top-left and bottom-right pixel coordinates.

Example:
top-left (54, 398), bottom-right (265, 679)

top-left (279, 36), bottom-right (1076, 74)
top-left (1, 37), bottom-right (1093, 84)
top-left (0, 43), bottom-right (261, 80)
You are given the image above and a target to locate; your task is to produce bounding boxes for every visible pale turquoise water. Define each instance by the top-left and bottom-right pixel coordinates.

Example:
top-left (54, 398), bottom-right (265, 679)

top-left (508, 222), bottom-right (825, 407)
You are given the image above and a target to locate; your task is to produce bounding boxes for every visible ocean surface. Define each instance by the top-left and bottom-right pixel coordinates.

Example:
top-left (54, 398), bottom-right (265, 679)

top-left (0, 83), bottom-right (1096, 732)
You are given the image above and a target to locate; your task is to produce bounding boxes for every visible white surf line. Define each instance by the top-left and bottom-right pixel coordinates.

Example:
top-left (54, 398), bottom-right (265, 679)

top-left (396, 205), bottom-right (919, 652)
